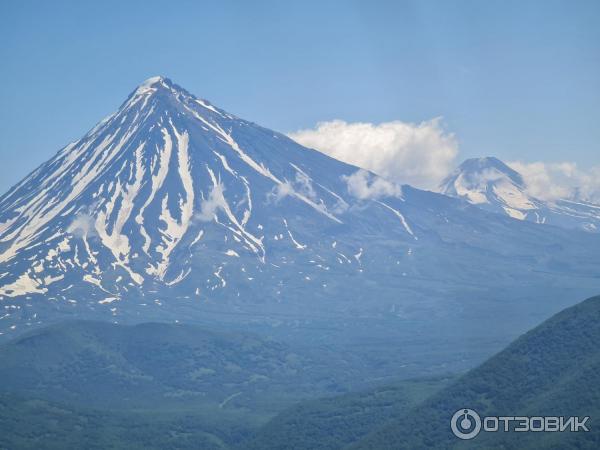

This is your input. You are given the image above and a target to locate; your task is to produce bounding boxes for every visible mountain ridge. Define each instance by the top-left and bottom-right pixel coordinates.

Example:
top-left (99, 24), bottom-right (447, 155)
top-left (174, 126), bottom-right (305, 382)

top-left (440, 156), bottom-right (600, 231)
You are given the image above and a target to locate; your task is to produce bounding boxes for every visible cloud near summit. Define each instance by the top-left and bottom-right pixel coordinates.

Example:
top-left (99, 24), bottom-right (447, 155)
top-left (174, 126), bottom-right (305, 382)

top-left (288, 118), bottom-right (600, 204)
top-left (288, 118), bottom-right (458, 191)
top-left (508, 161), bottom-right (600, 203)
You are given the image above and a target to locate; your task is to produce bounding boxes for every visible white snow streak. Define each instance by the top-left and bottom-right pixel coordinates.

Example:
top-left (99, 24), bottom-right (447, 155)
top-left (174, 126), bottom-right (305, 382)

top-left (283, 219), bottom-right (307, 250)
top-left (377, 201), bottom-right (417, 239)
top-left (146, 125), bottom-right (195, 279)
top-left (95, 143), bottom-right (146, 284)
top-left (136, 128), bottom-right (173, 254)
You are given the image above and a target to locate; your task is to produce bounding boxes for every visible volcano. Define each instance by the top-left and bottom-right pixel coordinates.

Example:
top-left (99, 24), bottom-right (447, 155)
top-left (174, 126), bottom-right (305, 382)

top-left (0, 77), bottom-right (598, 345)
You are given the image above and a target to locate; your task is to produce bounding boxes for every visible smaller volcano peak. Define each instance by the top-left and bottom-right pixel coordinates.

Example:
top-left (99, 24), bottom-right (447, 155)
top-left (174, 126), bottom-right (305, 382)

top-left (454, 157), bottom-right (524, 187)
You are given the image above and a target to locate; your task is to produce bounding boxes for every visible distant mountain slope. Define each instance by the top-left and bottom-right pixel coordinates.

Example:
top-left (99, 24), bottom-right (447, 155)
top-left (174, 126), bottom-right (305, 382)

top-left (351, 294), bottom-right (600, 449)
top-left (440, 157), bottom-right (600, 232)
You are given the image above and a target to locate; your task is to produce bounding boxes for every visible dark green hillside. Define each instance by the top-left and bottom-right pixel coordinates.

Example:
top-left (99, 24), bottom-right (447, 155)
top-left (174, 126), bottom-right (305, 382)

top-left (242, 376), bottom-right (453, 450)
top-left (0, 320), bottom-right (450, 450)
top-left (3, 294), bottom-right (600, 450)
top-left (352, 294), bottom-right (600, 449)
top-left (0, 391), bottom-right (256, 450)
top-left (0, 320), bottom-right (340, 449)
top-left (0, 320), bottom-right (330, 411)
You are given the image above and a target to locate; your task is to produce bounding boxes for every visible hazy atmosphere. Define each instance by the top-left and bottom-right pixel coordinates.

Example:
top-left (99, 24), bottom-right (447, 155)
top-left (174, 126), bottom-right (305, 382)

top-left (1, 2), bottom-right (599, 449)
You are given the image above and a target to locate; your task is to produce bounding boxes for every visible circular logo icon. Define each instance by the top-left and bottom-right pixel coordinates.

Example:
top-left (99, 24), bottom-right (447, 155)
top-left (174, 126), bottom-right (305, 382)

top-left (451, 408), bottom-right (482, 440)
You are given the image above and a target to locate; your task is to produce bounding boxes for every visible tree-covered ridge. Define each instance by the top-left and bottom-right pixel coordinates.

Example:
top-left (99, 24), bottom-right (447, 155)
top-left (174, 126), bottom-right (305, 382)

top-left (0, 391), bottom-right (254, 450)
top-left (0, 320), bottom-right (343, 449)
top-left (1, 295), bottom-right (599, 449)
top-left (0, 320), bottom-right (327, 409)
top-left (352, 294), bottom-right (600, 449)
top-left (243, 376), bottom-right (454, 450)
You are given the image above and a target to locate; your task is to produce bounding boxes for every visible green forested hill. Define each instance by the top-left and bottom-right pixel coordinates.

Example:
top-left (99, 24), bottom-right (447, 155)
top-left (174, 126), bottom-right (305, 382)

top-left (242, 376), bottom-right (453, 450)
top-left (2, 295), bottom-right (599, 450)
top-left (247, 295), bottom-right (600, 450)
top-left (0, 320), bottom-right (326, 410)
top-left (351, 294), bottom-right (600, 449)
top-left (0, 391), bottom-right (252, 450)
top-left (0, 320), bottom-right (335, 449)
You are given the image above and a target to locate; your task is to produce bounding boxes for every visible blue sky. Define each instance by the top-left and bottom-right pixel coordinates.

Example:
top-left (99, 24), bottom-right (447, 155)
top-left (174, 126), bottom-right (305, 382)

top-left (1, 0), bottom-right (599, 194)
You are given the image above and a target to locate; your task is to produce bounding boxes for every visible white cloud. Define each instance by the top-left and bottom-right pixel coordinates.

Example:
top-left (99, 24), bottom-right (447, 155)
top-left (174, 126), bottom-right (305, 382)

top-left (68, 212), bottom-right (96, 237)
top-left (508, 161), bottom-right (600, 203)
top-left (267, 173), bottom-right (318, 204)
top-left (288, 117), bottom-right (599, 205)
top-left (267, 180), bottom-right (295, 203)
top-left (288, 118), bottom-right (458, 191)
top-left (294, 172), bottom-right (317, 201)
top-left (196, 182), bottom-right (227, 222)
top-left (342, 169), bottom-right (402, 200)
